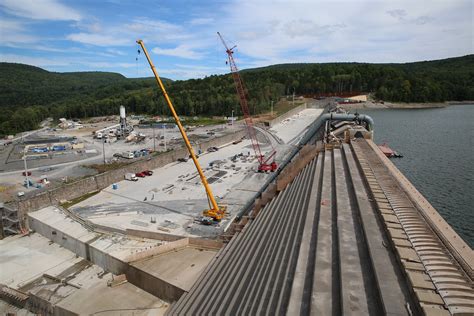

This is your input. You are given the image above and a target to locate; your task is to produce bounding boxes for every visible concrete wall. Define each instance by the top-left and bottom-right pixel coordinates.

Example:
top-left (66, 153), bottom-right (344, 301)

top-left (126, 228), bottom-right (185, 242)
top-left (28, 216), bottom-right (97, 261)
top-left (123, 237), bottom-right (223, 264)
top-left (26, 293), bottom-right (55, 316)
top-left (124, 238), bottom-right (190, 263)
top-left (188, 237), bottom-right (223, 250)
top-left (17, 129), bottom-right (247, 228)
top-left (88, 245), bottom-right (127, 275)
top-left (265, 103), bottom-right (307, 127)
top-left (27, 293), bottom-right (79, 316)
top-left (125, 264), bottom-right (185, 303)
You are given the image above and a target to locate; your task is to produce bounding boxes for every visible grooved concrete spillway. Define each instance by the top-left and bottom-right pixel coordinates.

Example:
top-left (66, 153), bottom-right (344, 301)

top-left (168, 138), bottom-right (474, 316)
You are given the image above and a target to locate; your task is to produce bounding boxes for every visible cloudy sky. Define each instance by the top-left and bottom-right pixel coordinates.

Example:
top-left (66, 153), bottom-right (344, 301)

top-left (0, 0), bottom-right (472, 79)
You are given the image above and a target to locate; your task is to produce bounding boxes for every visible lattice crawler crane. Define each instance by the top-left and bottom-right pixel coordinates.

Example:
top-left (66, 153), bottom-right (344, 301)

top-left (217, 32), bottom-right (277, 172)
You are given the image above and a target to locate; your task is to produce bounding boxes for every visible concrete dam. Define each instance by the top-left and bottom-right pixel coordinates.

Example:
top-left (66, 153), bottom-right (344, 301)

top-left (1, 106), bottom-right (472, 316)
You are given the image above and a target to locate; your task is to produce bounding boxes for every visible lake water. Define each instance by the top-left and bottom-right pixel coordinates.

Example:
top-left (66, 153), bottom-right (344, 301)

top-left (361, 104), bottom-right (473, 247)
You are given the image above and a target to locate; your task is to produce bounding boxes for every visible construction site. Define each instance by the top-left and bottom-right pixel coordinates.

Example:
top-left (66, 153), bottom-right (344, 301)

top-left (0, 37), bottom-right (473, 316)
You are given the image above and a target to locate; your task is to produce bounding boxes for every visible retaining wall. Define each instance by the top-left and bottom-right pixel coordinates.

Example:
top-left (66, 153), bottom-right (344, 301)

top-left (17, 129), bottom-right (246, 228)
top-left (28, 215), bottom-right (96, 260)
top-left (126, 228), bottom-right (185, 242)
top-left (125, 264), bottom-right (185, 303)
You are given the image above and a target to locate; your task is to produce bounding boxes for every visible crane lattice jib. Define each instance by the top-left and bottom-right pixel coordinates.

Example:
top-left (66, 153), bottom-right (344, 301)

top-left (228, 54), bottom-right (264, 163)
top-left (218, 33), bottom-right (264, 164)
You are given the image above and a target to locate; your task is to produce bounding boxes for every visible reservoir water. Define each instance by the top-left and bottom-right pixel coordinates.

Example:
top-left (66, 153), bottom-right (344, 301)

top-left (361, 104), bottom-right (473, 247)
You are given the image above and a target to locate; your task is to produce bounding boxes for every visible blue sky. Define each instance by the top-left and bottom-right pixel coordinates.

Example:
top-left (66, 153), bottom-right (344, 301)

top-left (1, 0), bottom-right (472, 80)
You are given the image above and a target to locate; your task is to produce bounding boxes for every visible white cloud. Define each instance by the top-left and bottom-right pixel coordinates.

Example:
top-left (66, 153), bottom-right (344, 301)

top-left (80, 61), bottom-right (136, 69)
top-left (0, 53), bottom-right (70, 67)
top-left (3, 43), bottom-right (65, 52)
top-left (106, 48), bottom-right (126, 56)
top-left (0, 19), bottom-right (38, 44)
top-left (67, 33), bottom-right (129, 46)
top-left (126, 18), bottom-right (181, 34)
top-left (0, 53), bottom-right (138, 72)
top-left (387, 9), bottom-right (407, 19)
top-left (214, 0), bottom-right (473, 65)
top-left (1, 0), bottom-right (472, 80)
top-left (152, 45), bottom-right (205, 60)
top-left (1, 0), bottom-right (81, 21)
top-left (0, 19), bottom-right (24, 32)
top-left (189, 17), bottom-right (214, 26)
top-left (66, 18), bottom-right (192, 48)
top-left (125, 18), bottom-right (191, 43)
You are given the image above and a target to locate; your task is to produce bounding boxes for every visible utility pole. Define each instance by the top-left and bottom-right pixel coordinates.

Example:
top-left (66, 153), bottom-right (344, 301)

top-left (292, 88), bottom-right (295, 106)
top-left (231, 110), bottom-right (234, 128)
top-left (271, 100), bottom-right (274, 116)
top-left (23, 150), bottom-right (29, 189)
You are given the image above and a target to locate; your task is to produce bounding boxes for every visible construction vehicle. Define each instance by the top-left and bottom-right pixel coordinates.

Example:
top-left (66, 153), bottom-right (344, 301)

top-left (217, 32), bottom-right (278, 172)
top-left (136, 39), bottom-right (226, 222)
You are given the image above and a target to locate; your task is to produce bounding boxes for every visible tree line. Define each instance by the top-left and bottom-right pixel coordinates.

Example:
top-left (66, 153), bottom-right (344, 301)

top-left (1, 55), bottom-right (473, 136)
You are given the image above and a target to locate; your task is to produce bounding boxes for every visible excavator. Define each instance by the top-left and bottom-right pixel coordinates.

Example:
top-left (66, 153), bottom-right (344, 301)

top-left (136, 40), bottom-right (226, 222)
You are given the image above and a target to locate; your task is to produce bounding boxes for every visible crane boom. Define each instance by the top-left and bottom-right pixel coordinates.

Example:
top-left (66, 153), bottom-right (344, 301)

top-left (136, 39), bottom-right (225, 220)
top-left (217, 32), bottom-right (277, 172)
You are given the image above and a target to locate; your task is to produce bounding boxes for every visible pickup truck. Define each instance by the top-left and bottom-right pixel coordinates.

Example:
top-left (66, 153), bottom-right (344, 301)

top-left (124, 173), bottom-right (138, 181)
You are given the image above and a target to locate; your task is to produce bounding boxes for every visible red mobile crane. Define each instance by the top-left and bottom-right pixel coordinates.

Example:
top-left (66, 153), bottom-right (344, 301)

top-left (217, 32), bottom-right (277, 172)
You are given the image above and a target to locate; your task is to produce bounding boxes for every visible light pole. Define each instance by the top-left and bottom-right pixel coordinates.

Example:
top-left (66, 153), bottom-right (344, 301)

top-left (152, 123), bottom-right (156, 151)
top-left (271, 100), bottom-right (274, 117)
top-left (23, 149), bottom-right (29, 189)
top-left (231, 110), bottom-right (234, 128)
top-left (102, 139), bottom-right (106, 165)
top-left (163, 124), bottom-right (167, 152)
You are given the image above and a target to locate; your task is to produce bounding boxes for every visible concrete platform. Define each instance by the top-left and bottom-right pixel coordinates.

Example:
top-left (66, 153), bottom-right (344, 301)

top-left (0, 233), bottom-right (81, 289)
top-left (0, 232), bottom-right (167, 315)
top-left (70, 139), bottom-right (266, 237)
top-left (26, 205), bottom-right (220, 303)
top-left (132, 246), bottom-right (217, 291)
top-left (67, 108), bottom-right (324, 239)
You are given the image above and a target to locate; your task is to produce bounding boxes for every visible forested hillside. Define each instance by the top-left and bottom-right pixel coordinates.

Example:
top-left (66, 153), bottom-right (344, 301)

top-left (1, 55), bottom-right (473, 136)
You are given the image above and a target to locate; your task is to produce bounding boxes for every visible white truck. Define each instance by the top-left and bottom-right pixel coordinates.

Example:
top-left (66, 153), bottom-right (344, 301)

top-left (121, 151), bottom-right (134, 159)
top-left (125, 173), bottom-right (138, 181)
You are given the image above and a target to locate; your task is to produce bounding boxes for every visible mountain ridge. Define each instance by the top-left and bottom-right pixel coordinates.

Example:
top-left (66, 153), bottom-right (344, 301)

top-left (1, 54), bottom-right (473, 136)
